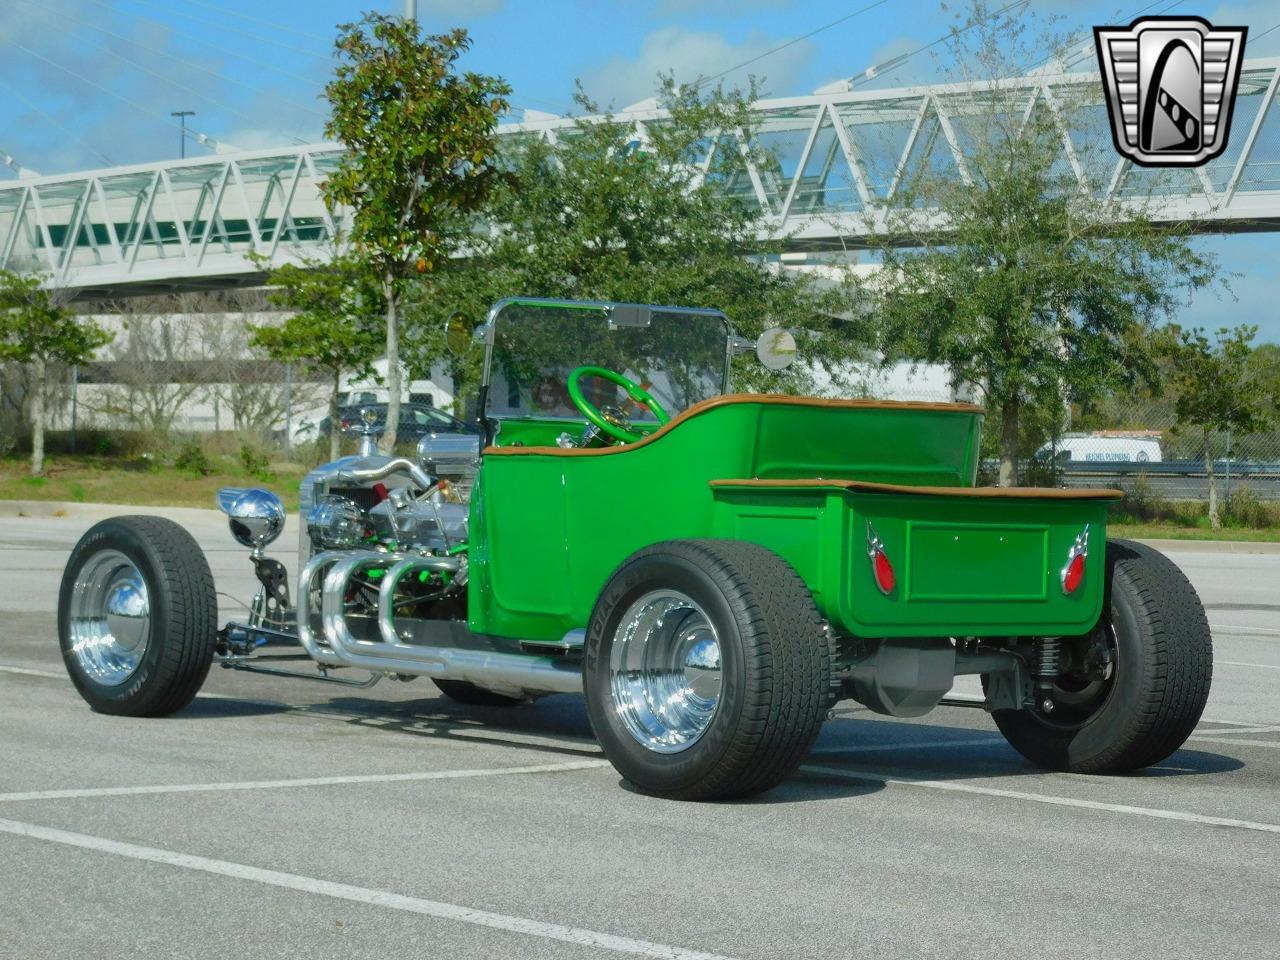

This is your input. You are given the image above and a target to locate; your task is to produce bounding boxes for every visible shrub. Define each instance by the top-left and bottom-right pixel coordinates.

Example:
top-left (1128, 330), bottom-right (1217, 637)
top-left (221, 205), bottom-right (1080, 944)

top-left (174, 437), bottom-right (213, 477)
top-left (238, 440), bottom-right (274, 482)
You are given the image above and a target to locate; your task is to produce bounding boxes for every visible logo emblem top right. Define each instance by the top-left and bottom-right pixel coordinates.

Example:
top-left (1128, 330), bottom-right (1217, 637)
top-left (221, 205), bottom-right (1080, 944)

top-left (1094, 16), bottom-right (1248, 167)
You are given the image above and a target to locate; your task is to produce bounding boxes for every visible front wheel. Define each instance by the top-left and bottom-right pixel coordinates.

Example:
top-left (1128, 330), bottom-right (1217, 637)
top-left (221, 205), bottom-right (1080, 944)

top-left (584, 539), bottom-right (834, 801)
top-left (58, 516), bottom-right (218, 716)
top-left (990, 539), bottom-right (1212, 773)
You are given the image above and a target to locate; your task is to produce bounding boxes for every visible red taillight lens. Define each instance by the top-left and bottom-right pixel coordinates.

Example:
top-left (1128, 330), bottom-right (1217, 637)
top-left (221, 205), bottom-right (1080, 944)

top-left (1062, 552), bottom-right (1085, 594)
top-left (872, 548), bottom-right (896, 595)
top-left (1060, 524), bottom-right (1090, 595)
top-left (866, 522), bottom-right (896, 596)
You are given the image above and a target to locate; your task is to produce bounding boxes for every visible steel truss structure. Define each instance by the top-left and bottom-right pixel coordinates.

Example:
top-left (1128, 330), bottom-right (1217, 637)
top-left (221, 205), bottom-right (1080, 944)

top-left (3, 60), bottom-right (1279, 297)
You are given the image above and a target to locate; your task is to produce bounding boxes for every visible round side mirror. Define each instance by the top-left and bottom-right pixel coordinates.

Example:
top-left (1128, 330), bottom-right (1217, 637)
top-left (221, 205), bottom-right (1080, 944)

top-left (756, 327), bottom-right (797, 371)
top-left (445, 312), bottom-right (473, 355)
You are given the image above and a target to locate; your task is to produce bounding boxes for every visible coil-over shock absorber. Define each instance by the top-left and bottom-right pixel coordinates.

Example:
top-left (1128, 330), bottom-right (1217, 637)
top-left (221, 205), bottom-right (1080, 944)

top-left (1033, 637), bottom-right (1062, 713)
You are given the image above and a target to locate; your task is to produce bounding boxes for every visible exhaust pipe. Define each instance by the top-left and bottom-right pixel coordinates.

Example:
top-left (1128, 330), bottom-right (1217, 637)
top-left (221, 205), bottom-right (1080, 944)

top-left (310, 551), bottom-right (582, 696)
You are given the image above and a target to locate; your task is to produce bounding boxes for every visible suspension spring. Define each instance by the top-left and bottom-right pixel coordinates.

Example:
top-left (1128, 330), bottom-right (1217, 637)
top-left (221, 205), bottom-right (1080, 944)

top-left (1035, 637), bottom-right (1062, 681)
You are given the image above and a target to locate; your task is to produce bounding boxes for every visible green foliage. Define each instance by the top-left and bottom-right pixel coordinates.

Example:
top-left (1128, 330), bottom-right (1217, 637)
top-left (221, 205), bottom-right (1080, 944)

top-left (249, 251), bottom-right (382, 377)
top-left (1166, 325), bottom-right (1275, 527)
top-left (422, 78), bottom-right (864, 395)
top-left (323, 14), bottom-right (510, 448)
top-left (864, 4), bottom-right (1218, 485)
top-left (174, 437), bottom-right (213, 477)
top-left (0, 270), bottom-right (112, 475)
top-left (0, 271), bottom-right (111, 367)
top-left (324, 17), bottom-right (511, 280)
top-left (1169, 325), bottom-right (1275, 438)
top-left (238, 440), bottom-right (273, 482)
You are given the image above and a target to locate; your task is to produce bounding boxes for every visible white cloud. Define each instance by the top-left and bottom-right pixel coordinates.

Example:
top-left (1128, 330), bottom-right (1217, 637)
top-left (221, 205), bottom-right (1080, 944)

top-left (579, 26), bottom-right (815, 107)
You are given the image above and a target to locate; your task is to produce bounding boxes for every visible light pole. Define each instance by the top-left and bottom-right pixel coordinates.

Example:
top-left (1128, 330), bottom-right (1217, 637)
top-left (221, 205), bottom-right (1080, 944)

top-left (171, 110), bottom-right (195, 159)
top-left (404, 0), bottom-right (415, 20)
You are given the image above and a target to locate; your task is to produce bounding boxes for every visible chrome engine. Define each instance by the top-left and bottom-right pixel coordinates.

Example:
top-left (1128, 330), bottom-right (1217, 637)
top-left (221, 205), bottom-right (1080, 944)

top-left (220, 432), bottom-right (581, 699)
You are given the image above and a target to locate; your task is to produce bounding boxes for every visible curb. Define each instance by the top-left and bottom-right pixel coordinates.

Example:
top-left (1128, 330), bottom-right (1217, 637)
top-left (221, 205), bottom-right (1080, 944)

top-left (0, 499), bottom-right (302, 538)
top-left (1132, 537), bottom-right (1280, 555)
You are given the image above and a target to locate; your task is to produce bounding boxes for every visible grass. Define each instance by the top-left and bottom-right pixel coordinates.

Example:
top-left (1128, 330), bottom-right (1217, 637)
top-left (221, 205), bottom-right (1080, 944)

top-left (0, 455), bottom-right (310, 511)
top-left (1107, 522), bottom-right (1280, 543)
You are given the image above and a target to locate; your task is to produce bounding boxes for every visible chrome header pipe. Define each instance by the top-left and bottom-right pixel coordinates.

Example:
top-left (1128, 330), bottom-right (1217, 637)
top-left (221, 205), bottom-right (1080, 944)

top-left (311, 553), bottom-right (582, 696)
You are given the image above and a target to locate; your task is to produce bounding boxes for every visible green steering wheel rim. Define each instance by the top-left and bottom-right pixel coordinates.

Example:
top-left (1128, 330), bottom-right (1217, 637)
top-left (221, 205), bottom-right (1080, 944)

top-left (567, 365), bottom-right (670, 444)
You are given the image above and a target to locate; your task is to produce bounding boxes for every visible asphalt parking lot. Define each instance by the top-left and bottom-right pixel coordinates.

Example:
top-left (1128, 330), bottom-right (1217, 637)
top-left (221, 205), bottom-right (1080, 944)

top-left (1, 506), bottom-right (1278, 959)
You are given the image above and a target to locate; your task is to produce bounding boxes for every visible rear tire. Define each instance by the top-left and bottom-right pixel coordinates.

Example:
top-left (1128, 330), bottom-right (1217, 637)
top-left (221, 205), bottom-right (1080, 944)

top-left (585, 539), bottom-right (834, 801)
top-left (58, 516), bottom-right (218, 717)
top-left (991, 539), bottom-right (1212, 773)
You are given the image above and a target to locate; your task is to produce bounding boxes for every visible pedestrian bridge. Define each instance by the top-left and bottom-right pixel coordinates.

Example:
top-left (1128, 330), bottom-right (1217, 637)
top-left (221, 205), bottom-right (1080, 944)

top-left (3, 58), bottom-right (1279, 298)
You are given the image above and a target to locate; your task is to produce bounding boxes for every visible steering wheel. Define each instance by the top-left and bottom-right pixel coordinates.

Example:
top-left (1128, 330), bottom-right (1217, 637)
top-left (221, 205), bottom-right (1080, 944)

top-left (567, 365), bottom-right (669, 444)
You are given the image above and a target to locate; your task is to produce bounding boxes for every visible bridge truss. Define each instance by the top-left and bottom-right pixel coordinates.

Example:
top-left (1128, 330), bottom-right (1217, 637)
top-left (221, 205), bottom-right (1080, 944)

top-left (2, 59), bottom-right (1278, 298)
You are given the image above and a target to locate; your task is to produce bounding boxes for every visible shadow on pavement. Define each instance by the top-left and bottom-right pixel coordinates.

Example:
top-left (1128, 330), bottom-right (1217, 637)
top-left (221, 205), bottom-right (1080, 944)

top-left (170, 688), bottom-right (1246, 797)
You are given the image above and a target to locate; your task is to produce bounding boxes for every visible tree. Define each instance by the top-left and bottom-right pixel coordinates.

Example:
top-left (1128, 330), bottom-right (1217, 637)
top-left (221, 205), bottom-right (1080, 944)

top-left (323, 15), bottom-right (510, 452)
top-left (0, 271), bottom-right (110, 475)
top-left (1168, 325), bottom-right (1274, 529)
top-left (420, 78), bottom-right (866, 397)
top-left (865, 3), bottom-right (1218, 486)
top-left (249, 253), bottom-right (382, 462)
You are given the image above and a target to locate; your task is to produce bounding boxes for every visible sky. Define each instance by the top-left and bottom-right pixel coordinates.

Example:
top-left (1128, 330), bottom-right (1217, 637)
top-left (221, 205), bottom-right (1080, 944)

top-left (0, 0), bottom-right (1277, 340)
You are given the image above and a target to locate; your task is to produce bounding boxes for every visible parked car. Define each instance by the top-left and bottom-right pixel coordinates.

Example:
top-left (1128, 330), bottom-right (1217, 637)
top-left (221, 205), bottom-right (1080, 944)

top-left (1035, 435), bottom-right (1163, 463)
top-left (318, 402), bottom-right (480, 441)
top-left (55, 298), bottom-right (1211, 801)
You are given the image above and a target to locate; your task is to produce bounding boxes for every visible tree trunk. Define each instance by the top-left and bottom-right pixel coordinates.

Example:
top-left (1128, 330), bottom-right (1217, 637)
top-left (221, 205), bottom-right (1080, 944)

top-left (329, 368), bottom-right (342, 463)
top-left (380, 273), bottom-right (400, 454)
top-left (997, 394), bottom-right (1019, 488)
top-left (30, 357), bottom-right (45, 476)
top-left (1205, 427), bottom-right (1220, 530)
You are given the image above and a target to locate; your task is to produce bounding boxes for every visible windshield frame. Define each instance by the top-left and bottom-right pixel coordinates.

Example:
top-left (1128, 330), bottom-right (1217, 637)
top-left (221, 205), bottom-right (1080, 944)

top-left (477, 297), bottom-right (734, 430)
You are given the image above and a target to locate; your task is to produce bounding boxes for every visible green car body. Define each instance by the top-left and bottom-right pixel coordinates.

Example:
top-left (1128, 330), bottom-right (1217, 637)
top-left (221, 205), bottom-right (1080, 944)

top-left (472, 394), bottom-right (1118, 647)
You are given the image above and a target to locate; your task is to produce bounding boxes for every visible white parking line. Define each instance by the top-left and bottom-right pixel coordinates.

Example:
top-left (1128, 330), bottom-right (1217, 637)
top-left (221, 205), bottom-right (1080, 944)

top-left (0, 760), bottom-right (610, 804)
top-left (1216, 660), bottom-right (1280, 671)
top-left (0, 664), bottom-right (64, 680)
top-left (800, 765), bottom-right (1280, 834)
top-left (1187, 724), bottom-right (1280, 736)
top-left (0, 818), bottom-right (738, 960)
top-left (1211, 623), bottom-right (1280, 637)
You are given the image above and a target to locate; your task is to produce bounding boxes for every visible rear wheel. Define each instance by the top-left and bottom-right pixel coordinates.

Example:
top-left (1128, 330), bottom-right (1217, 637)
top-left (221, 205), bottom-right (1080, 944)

top-left (58, 516), bottom-right (218, 717)
top-left (991, 539), bottom-right (1212, 773)
top-left (584, 539), bottom-right (834, 801)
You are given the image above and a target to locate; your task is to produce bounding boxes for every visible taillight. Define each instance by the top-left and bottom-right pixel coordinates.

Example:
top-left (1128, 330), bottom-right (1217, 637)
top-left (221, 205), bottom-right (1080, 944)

top-left (1061, 524), bottom-right (1090, 595)
top-left (866, 522), bottom-right (896, 596)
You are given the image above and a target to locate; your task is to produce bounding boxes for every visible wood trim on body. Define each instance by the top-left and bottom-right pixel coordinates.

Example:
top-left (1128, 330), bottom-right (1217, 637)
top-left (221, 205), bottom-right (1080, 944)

top-left (709, 478), bottom-right (1125, 500)
top-left (481, 393), bottom-right (985, 458)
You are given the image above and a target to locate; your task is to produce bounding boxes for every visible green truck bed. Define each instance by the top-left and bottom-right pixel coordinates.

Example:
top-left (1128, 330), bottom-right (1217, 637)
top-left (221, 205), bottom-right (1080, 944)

top-left (469, 395), bottom-right (1121, 643)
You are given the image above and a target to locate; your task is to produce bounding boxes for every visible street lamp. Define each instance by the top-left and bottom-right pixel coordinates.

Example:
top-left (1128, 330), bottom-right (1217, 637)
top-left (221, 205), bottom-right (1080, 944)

top-left (171, 110), bottom-right (195, 159)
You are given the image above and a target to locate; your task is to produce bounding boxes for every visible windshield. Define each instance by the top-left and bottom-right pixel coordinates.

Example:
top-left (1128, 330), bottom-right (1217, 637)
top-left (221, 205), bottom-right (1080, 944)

top-left (484, 299), bottom-right (731, 421)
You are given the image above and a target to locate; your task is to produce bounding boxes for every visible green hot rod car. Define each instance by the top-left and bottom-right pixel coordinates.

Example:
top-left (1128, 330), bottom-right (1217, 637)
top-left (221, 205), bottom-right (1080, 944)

top-left (58, 299), bottom-right (1212, 800)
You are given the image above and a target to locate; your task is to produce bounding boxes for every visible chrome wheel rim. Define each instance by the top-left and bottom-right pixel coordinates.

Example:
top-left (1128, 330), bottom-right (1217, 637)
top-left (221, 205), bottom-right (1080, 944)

top-left (609, 590), bottom-right (722, 754)
top-left (68, 550), bottom-right (151, 686)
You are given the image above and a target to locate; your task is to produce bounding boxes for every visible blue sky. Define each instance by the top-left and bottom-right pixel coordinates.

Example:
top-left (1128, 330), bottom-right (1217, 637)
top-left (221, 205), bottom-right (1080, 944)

top-left (0, 0), bottom-right (1277, 341)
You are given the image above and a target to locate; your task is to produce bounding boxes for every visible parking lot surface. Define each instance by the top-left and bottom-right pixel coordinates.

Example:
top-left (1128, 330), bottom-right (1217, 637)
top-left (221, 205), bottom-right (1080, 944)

top-left (1, 509), bottom-right (1278, 959)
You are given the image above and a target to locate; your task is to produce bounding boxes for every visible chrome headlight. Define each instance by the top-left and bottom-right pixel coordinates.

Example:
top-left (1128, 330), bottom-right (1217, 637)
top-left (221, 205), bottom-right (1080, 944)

top-left (217, 488), bottom-right (286, 552)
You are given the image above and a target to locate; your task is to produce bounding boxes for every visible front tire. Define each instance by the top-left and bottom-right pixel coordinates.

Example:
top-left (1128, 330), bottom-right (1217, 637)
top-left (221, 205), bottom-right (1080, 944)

top-left (584, 540), bottom-right (834, 801)
top-left (58, 516), bottom-right (218, 717)
top-left (991, 539), bottom-right (1212, 773)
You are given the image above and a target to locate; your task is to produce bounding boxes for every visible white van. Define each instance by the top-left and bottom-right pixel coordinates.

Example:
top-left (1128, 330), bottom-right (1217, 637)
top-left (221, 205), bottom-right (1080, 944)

top-left (1035, 435), bottom-right (1163, 463)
